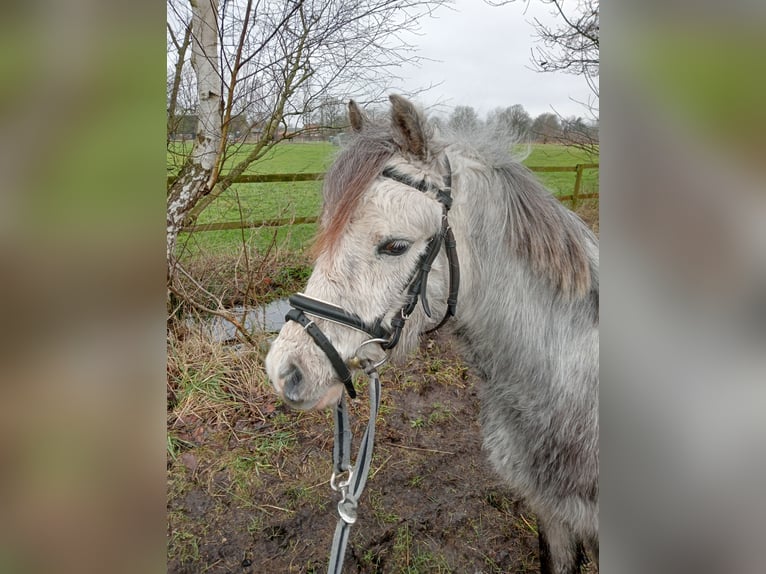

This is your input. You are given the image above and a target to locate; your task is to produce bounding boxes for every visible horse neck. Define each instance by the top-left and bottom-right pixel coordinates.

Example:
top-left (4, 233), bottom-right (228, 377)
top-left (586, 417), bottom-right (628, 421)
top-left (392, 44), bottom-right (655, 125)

top-left (446, 158), bottom-right (597, 363)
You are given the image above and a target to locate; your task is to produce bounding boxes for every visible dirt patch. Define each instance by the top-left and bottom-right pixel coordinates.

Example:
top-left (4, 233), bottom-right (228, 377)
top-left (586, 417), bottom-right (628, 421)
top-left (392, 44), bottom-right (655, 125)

top-left (167, 332), bottom-right (551, 573)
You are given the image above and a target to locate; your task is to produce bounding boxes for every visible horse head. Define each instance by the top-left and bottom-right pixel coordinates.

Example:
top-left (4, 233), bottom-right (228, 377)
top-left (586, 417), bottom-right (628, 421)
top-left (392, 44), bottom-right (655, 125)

top-left (266, 95), bottom-right (454, 410)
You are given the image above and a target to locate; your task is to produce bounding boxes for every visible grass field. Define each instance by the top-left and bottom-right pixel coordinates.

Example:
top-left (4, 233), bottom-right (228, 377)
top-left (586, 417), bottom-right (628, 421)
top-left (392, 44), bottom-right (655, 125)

top-left (172, 142), bottom-right (598, 258)
top-left (167, 141), bottom-right (337, 177)
top-left (518, 143), bottom-right (598, 204)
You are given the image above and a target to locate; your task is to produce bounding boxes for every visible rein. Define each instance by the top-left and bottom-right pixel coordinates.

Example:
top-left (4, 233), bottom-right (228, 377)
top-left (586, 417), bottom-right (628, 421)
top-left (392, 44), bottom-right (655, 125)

top-left (283, 156), bottom-right (459, 573)
top-left (327, 368), bottom-right (381, 574)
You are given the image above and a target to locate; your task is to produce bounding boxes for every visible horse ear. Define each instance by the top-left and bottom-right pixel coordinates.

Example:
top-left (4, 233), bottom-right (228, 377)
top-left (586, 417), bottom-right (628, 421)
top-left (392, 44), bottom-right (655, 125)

top-left (389, 94), bottom-right (428, 160)
top-left (348, 100), bottom-right (367, 132)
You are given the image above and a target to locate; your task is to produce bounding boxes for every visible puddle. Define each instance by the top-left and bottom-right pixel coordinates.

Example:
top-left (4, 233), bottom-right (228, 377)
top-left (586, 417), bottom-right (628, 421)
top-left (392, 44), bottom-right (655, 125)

top-left (191, 298), bottom-right (292, 342)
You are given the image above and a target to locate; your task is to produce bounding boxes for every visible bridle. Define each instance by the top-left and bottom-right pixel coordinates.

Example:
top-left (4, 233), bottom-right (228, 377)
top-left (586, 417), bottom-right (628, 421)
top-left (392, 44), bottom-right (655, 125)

top-left (284, 155), bottom-right (460, 398)
top-left (280, 155), bottom-right (459, 574)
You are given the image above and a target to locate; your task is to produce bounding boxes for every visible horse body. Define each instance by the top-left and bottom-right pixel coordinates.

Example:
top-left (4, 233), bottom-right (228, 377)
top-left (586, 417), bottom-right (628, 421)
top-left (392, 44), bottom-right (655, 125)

top-left (265, 95), bottom-right (598, 573)
top-left (441, 148), bottom-right (599, 571)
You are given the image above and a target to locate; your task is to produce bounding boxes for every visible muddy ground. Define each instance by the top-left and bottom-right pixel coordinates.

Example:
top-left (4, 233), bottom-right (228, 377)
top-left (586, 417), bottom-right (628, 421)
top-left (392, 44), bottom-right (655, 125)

top-left (167, 201), bottom-right (599, 574)
top-left (167, 199), bottom-right (599, 574)
top-left (166, 330), bottom-right (563, 573)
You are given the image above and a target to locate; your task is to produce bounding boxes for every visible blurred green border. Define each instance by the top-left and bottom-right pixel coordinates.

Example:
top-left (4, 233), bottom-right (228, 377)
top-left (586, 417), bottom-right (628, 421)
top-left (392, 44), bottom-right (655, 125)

top-left (632, 26), bottom-right (765, 160)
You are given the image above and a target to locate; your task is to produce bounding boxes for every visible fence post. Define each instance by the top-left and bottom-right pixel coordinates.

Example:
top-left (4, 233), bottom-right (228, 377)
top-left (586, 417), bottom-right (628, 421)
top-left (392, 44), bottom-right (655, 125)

top-left (572, 164), bottom-right (584, 209)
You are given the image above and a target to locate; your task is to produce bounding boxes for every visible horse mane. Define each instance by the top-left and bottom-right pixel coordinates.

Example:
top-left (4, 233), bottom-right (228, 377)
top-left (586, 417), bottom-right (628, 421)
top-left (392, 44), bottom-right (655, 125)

top-left (312, 122), bottom-right (396, 256)
top-left (440, 128), bottom-right (595, 300)
top-left (499, 162), bottom-right (595, 298)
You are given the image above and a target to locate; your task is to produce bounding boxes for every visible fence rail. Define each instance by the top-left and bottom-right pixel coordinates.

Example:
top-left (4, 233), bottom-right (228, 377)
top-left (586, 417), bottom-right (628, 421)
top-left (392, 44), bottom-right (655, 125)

top-left (179, 163), bottom-right (598, 233)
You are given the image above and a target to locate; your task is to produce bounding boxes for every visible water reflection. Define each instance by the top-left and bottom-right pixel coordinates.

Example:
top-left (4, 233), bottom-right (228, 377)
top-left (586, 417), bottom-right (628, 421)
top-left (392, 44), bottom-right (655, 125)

top-left (192, 298), bottom-right (291, 342)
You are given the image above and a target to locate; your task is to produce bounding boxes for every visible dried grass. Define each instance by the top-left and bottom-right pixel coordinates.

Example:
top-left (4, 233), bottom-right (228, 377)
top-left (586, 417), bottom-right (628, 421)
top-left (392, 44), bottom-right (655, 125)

top-left (574, 197), bottom-right (600, 236)
top-left (167, 327), bottom-right (270, 432)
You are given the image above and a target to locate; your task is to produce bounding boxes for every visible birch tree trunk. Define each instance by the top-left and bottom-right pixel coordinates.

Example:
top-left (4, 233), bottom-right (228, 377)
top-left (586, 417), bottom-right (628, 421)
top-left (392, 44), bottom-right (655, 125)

top-left (166, 0), bottom-right (221, 274)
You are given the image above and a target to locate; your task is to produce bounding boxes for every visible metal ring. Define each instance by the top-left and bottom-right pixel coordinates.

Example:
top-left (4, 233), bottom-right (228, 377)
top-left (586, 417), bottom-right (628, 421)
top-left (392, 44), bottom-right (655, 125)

top-left (365, 355), bottom-right (388, 373)
top-left (356, 337), bottom-right (390, 351)
top-left (353, 337), bottom-right (390, 359)
top-left (330, 470), bottom-right (352, 492)
top-left (347, 337), bottom-right (390, 374)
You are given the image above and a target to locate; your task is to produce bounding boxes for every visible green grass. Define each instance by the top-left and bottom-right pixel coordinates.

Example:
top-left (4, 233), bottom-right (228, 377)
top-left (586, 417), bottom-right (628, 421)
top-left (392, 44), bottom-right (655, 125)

top-left (176, 217), bottom-right (318, 259)
top-left (519, 143), bottom-right (596, 166)
top-left (173, 142), bottom-right (333, 258)
top-left (198, 180), bottom-right (322, 223)
top-left (167, 141), bottom-right (336, 177)
top-left (391, 524), bottom-right (454, 573)
top-left (173, 142), bottom-right (598, 258)
top-left (632, 26), bottom-right (764, 154)
top-left (168, 529), bottom-right (200, 565)
top-left (518, 143), bottom-right (599, 198)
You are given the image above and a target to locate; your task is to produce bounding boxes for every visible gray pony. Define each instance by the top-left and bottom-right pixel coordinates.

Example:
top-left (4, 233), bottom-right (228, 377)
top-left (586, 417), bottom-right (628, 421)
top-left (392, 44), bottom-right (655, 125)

top-left (266, 95), bottom-right (599, 573)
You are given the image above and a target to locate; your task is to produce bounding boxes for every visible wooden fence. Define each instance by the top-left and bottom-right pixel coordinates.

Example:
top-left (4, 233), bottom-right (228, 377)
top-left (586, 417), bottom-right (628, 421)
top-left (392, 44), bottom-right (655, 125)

top-left (179, 163), bottom-right (598, 233)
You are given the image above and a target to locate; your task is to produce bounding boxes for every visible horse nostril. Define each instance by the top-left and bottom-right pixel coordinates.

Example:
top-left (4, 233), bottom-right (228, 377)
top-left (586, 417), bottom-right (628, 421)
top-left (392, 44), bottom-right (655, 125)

top-left (281, 364), bottom-right (304, 402)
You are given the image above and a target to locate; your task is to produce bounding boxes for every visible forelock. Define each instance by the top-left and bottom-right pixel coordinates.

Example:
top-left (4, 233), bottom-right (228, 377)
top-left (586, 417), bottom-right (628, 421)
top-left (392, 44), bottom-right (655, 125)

top-left (313, 122), bottom-right (396, 256)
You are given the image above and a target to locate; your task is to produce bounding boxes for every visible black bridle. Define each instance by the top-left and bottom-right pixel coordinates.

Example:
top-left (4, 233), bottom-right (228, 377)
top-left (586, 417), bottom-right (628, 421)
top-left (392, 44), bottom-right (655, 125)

top-left (284, 156), bottom-right (460, 399)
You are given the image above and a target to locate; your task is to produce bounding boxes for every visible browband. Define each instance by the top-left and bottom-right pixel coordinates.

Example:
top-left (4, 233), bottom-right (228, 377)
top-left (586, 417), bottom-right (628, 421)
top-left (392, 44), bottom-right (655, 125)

top-left (380, 167), bottom-right (453, 209)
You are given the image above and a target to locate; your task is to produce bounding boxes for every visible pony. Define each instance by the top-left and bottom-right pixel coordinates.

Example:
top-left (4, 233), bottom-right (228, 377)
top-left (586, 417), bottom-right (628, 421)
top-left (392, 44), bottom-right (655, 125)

top-left (265, 95), bottom-right (599, 573)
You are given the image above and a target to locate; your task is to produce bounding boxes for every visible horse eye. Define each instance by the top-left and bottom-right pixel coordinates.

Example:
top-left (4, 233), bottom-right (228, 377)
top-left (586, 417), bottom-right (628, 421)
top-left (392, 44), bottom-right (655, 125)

top-left (377, 239), bottom-right (411, 256)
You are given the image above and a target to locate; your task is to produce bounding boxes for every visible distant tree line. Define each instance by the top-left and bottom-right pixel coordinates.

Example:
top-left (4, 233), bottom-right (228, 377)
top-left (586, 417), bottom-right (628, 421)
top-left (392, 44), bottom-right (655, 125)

top-left (169, 102), bottom-right (598, 147)
top-left (441, 104), bottom-right (598, 146)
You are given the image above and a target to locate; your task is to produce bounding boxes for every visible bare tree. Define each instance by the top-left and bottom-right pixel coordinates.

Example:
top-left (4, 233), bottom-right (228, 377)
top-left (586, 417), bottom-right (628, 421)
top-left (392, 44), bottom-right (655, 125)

top-left (530, 112), bottom-right (561, 144)
top-left (486, 104), bottom-right (532, 139)
top-left (528, 1), bottom-right (598, 91)
top-left (166, 20), bottom-right (192, 137)
top-left (485, 0), bottom-right (598, 152)
top-left (167, 0), bottom-right (222, 271)
top-left (316, 96), bottom-right (346, 137)
top-left (166, 0), bottom-right (450, 286)
top-left (531, 0), bottom-right (598, 150)
top-left (484, 0), bottom-right (597, 85)
top-left (559, 114), bottom-right (598, 147)
top-left (448, 105), bottom-right (480, 132)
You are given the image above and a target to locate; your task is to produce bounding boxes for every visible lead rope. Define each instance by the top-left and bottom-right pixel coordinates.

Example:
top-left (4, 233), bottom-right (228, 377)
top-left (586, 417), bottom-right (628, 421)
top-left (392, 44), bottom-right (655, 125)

top-left (327, 369), bottom-right (382, 573)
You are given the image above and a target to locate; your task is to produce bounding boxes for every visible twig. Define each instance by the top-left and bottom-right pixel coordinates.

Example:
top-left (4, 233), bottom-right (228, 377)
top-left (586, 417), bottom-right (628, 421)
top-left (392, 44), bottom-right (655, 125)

top-left (369, 454), bottom-right (394, 480)
top-left (519, 512), bottom-right (539, 534)
top-left (384, 443), bottom-right (455, 456)
top-left (170, 262), bottom-right (259, 347)
top-left (260, 504), bottom-right (295, 514)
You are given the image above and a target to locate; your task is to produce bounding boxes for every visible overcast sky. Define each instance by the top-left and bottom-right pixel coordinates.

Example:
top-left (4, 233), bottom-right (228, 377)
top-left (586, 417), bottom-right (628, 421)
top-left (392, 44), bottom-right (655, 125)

top-left (391, 0), bottom-right (596, 120)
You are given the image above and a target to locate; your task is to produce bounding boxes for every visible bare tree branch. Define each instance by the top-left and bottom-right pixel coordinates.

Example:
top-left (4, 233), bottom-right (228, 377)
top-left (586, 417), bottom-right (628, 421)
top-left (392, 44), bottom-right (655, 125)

top-left (166, 0), bottom-right (451, 306)
top-left (485, 0), bottom-right (598, 150)
top-left (167, 22), bottom-right (192, 138)
top-left (530, 0), bottom-right (599, 82)
top-left (485, 0), bottom-right (599, 116)
top-left (169, 264), bottom-right (259, 347)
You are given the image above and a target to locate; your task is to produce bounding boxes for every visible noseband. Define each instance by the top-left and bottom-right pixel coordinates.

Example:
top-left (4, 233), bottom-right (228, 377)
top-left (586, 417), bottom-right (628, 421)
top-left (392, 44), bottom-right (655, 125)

top-left (284, 156), bottom-right (460, 399)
